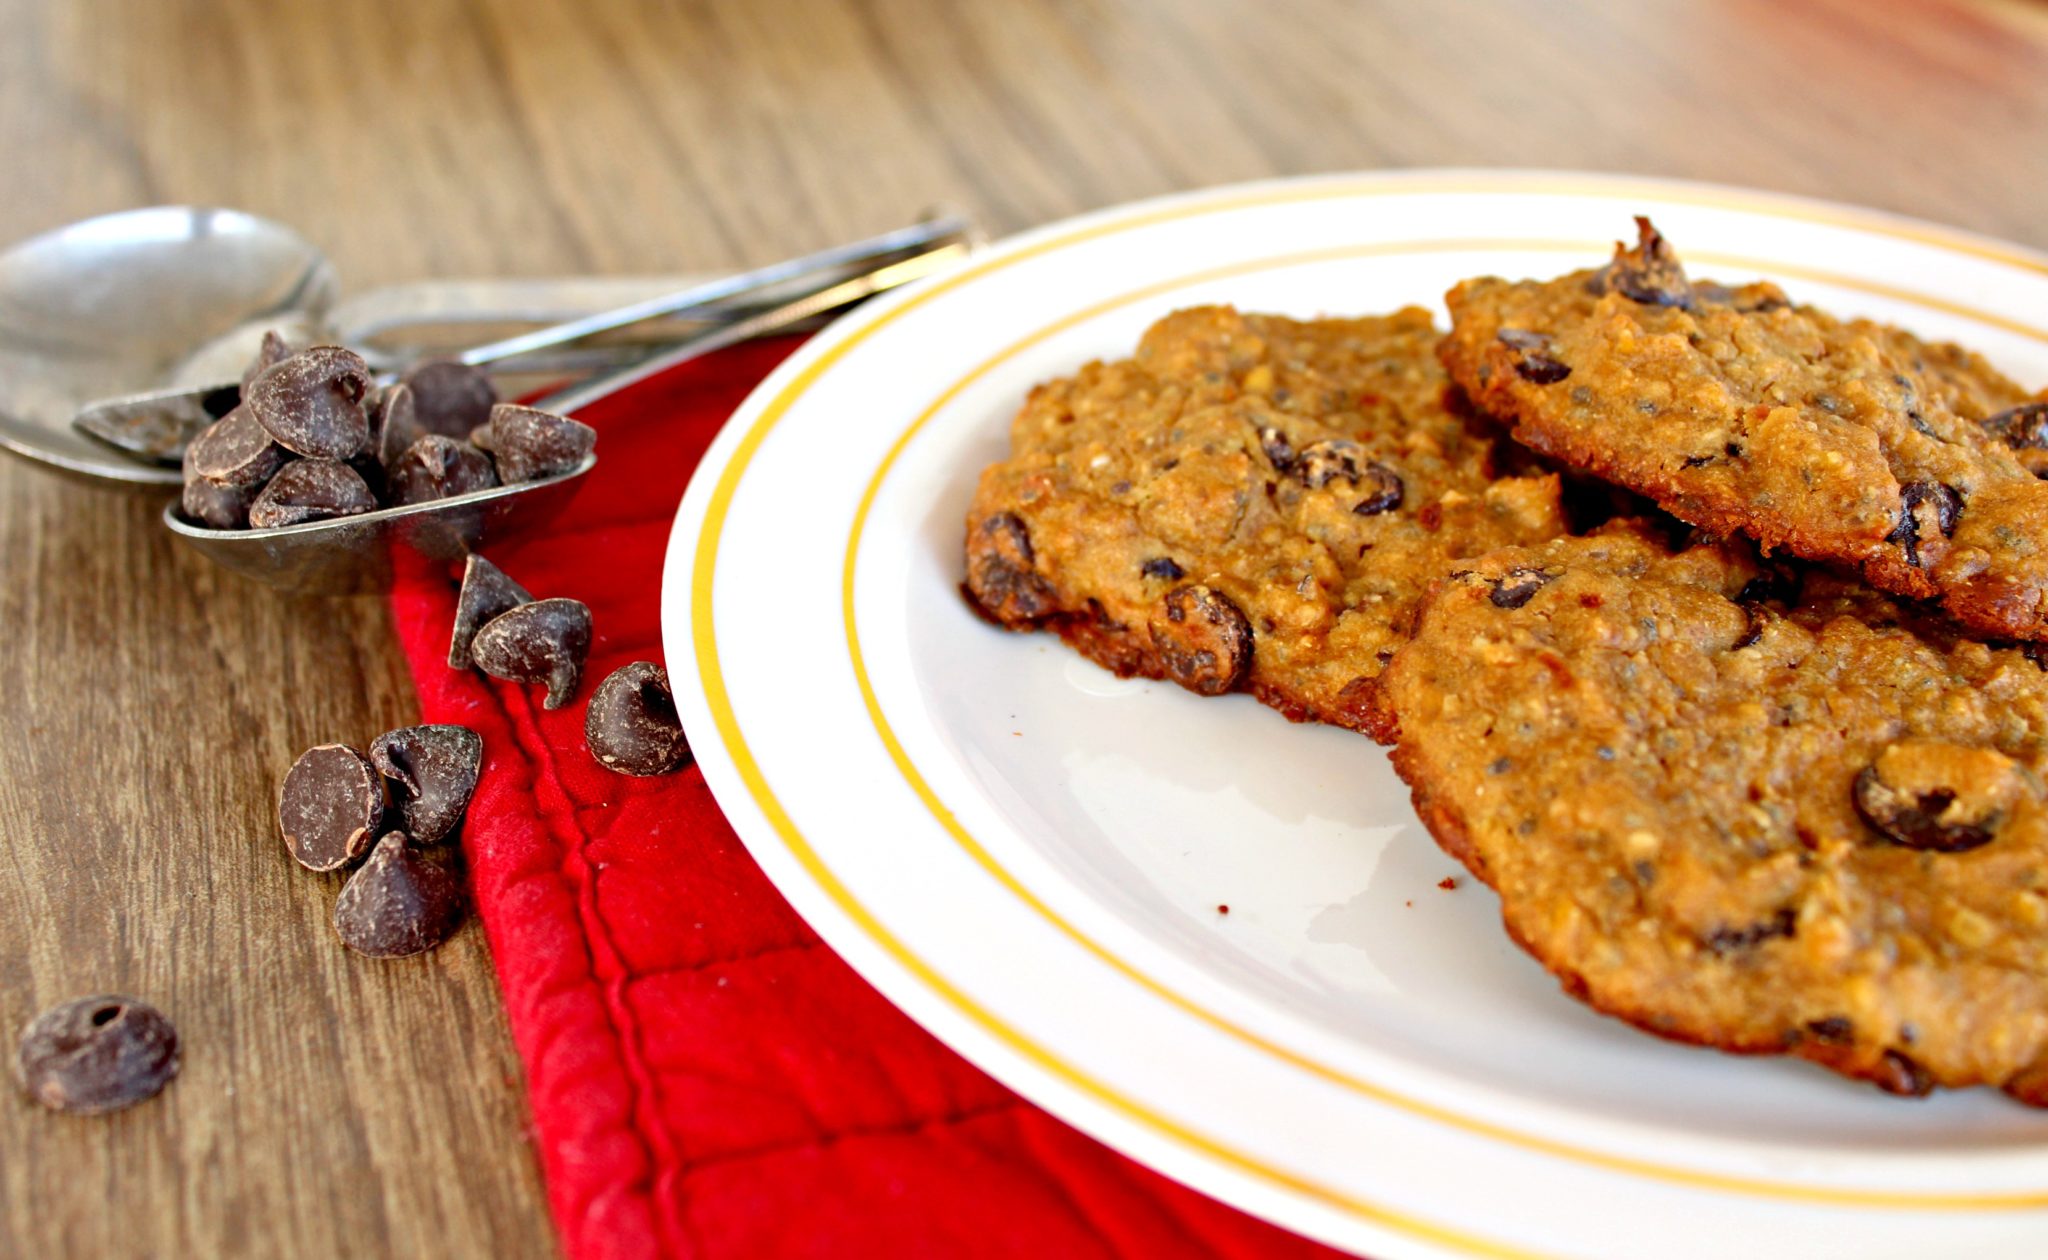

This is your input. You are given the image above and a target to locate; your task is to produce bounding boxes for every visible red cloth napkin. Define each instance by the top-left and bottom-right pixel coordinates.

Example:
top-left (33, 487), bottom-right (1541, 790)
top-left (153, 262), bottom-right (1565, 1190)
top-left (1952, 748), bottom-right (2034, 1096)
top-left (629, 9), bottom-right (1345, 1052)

top-left (388, 337), bottom-right (1342, 1259)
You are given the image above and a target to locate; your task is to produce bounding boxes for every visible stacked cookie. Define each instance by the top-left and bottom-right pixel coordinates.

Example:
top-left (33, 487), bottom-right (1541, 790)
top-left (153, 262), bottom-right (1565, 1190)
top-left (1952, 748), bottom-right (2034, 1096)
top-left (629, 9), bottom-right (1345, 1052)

top-left (961, 225), bottom-right (2048, 1105)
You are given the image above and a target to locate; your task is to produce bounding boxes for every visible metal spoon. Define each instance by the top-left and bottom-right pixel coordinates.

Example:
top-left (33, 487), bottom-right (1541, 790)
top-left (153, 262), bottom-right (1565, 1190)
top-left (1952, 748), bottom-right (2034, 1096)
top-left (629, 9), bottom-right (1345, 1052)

top-left (161, 233), bottom-right (974, 594)
top-left (0, 207), bottom-right (337, 486)
top-left (74, 210), bottom-right (976, 473)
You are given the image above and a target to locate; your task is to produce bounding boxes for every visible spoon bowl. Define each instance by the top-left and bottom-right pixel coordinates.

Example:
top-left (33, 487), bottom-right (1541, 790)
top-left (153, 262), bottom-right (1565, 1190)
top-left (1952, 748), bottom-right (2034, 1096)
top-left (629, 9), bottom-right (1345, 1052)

top-left (0, 206), bottom-right (336, 485)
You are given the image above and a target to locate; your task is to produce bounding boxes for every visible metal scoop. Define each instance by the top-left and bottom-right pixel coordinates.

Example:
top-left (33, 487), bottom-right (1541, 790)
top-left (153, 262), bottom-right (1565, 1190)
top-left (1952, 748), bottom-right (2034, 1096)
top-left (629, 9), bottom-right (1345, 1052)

top-left (160, 230), bottom-right (973, 594)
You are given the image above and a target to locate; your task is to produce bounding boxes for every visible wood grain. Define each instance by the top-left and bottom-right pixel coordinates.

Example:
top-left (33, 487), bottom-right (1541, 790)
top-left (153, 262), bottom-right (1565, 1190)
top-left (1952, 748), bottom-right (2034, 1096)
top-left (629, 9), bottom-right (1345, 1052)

top-left (5, 1), bottom-right (2048, 1255)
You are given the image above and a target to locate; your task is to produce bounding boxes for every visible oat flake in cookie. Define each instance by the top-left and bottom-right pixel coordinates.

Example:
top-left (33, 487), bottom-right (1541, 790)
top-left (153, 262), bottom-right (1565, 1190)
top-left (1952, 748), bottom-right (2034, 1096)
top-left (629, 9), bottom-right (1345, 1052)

top-left (1373, 522), bottom-right (2048, 1104)
top-left (961, 305), bottom-right (1566, 736)
top-left (1439, 217), bottom-right (2048, 641)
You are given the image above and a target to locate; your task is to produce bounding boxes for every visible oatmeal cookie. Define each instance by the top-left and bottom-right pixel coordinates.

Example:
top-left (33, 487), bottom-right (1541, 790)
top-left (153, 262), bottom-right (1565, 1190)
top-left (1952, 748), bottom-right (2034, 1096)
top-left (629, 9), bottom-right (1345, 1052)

top-left (962, 305), bottom-right (1566, 735)
top-left (1440, 219), bottom-right (2048, 641)
top-left (1374, 522), bottom-right (2048, 1103)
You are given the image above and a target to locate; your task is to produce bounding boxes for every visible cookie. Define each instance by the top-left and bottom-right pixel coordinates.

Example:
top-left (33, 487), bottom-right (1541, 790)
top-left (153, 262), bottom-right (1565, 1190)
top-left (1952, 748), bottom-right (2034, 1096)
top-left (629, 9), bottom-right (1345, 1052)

top-left (963, 305), bottom-right (1566, 734)
top-left (1440, 218), bottom-right (2048, 641)
top-left (1373, 522), bottom-right (2048, 1103)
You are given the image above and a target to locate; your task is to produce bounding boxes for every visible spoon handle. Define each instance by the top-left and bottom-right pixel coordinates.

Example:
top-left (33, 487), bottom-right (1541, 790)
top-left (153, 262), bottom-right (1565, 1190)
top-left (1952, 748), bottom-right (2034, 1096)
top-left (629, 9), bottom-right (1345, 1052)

top-left (530, 240), bottom-right (972, 416)
top-left (452, 212), bottom-right (975, 371)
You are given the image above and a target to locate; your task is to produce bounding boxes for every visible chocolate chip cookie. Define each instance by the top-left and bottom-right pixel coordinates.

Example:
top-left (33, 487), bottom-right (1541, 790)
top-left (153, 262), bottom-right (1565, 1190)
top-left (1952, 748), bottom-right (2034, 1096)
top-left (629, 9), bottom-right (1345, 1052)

top-left (1440, 219), bottom-right (2048, 642)
top-left (1374, 522), bottom-right (2048, 1103)
top-left (963, 305), bottom-right (1567, 734)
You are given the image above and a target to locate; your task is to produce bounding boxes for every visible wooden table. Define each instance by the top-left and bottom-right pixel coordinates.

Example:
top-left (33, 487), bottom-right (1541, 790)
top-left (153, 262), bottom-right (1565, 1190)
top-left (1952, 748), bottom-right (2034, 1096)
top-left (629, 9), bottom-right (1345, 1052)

top-left (6, 1), bottom-right (2048, 1254)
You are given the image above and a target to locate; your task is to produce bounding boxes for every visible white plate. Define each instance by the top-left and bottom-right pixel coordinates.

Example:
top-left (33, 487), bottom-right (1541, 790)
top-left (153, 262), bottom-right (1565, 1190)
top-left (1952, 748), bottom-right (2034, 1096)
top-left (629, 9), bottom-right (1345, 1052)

top-left (661, 172), bottom-right (2048, 1259)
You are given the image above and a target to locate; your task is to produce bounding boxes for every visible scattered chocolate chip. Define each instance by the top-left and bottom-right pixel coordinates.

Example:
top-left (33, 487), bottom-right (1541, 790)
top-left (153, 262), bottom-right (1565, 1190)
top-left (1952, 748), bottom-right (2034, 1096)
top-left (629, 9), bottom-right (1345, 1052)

top-left (245, 345), bottom-right (373, 459)
top-left (242, 330), bottom-right (295, 390)
top-left (1589, 216), bottom-right (1694, 309)
top-left (1350, 462), bottom-right (1405, 516)
top-left (1256, 425), bottom-right (1296, 472)
top-left (1497, 328), bottom-right (1572, 384)
top-left (1140, 556), bottom-right (1185, 581)
top-left (485, 404), bottom-right (596, 484)
top-left (965, 511), bottom-right (1055, 623)
top-left (471, 597), bottom-right (593, 709)
top-left (184, 407), bottom-right (288, 489)
top-left (448, 554), bottom-right (533, 670)
top-left (1703, 907), bottom-right (1797, 954)
top-left (1885, 480), bottom-right (1962, 568)
top-left (401, 360), bottom-right (500, 439)
top-left (388, 435), bottom-right (500, 505)
top-left (15, 996), bottom-right (179, 1114)
top-left (586, 662), bottom-right (693, 776)
top-left (1487, 567), bottom-right (1553, 609)
top-left (1291, 439), bottom-right (1363, 489)
top-left (246, 458), bottom-right (378, 529)
top-left (1852, 765), bottom-right (1997, 852)
top-left (333, 834), bottom-right (464, 958)
top-left (1984, 401), bottom-right (2048, 452)
top-left (369, 725), bottom-right (482, 844)
top-left (278, 743), bottom-right (385, 871)
top-left (1152, 584), bottom-right (1252, 696)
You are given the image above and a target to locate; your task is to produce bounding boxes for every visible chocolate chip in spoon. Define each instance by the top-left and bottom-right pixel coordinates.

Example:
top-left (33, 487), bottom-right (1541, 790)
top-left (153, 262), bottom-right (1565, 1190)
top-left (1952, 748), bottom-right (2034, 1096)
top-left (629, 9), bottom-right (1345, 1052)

top-left (371, 382), bottom-right (424, 469)
top-left (242, 329), bottom-right (295, 390)
top-left (472, 597), bottom-right (592, 709)
top-left (16, 995), bottom-right (180, 1114)
top-left (333, 834), bottom-right (464, 958)
top-left (246, 458), bottom-right (378, 529)
top-left (184, 407), bottom-right (288, 489)
top-left (448, 554), bottom-right (532, 669)
top-left (586, 661), bottom-right (692, 776)
top-left (245, 345), bottom-right (373, 459)
top-left (485, 404), bottom-right (596, 484)
top-left (180, 474), bottom-right (259, 530)
top-left (369, 725), bottom-right (482, 845)
top-left (278, 743), bottom-right (385, 872)
top-left (388, 435), bottom-right (499, 505)
top-left (401, 360), bottom-right (499, 439)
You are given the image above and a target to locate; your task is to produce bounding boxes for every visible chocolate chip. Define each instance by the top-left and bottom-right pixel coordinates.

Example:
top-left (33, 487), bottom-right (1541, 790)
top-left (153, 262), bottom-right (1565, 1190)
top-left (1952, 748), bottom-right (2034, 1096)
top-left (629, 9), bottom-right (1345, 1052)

top-left (1736, 565), bottom-right (1801, 607)
top-left (180, 475), bottom-right (259, 530)
top-left (1681, 454), bottom-right (1714, 468)
top-left (1852, 765), bottom-right (1996, 852)
top-left (1874, 1049), bottom-right (1934, 1097)
top-left (965, 511), bottom-right (1055, 623)
top-left (185, 407), bottom-right (288, 489)
top-left (333, 834), bottom-right (464, 958)
top-left (1140, 556), bottom-right (1185, 581)
top-left (448, 554), bottom-right (533, 670)
top-left (1589, 216), bottom-right (1694, 309)
top-left (485, 404), bottom-right (595, 484)
top-left (242, 330), bottom-right (295, 390)
top-left (1350, 462), bottom-right (1405, 516)
top-left (1885, 480), bottom-right (1962, 568)
top-left (1984, 401), bottom-right (2048, 452)
top-left (1497, 328), bottom-right (1572, 384)
top-left (1804, 1016), bottom-right (1855, 1044)
top-left (401, 360), bottom-right (500, 439)
top-left (388, 435), bottom-right (499, 506)
top-left (471, 597), bottom-right (593, 709)
top-left (1257, 425), bottom-right (1296, 472)
top-left (1487, 567), bottom-right (1553, 609)
top-left (586, 661), bottom-right (692, 776)
top-left (1703, 907), bottom-right (1796, 954)
top-left (15, 996), bottom-right (179, 1114)
top-left (372, 383), bottom-right (424, 469)
top-left (245, 345), bottom-right (373, 459)
top-left (1291, 439), bottom-right (1363, 489)
top-left (1152, 584), bottom-right (1252, 696)
top-left (369, 725), bottom-right (482, 844)
top-left (278, 743), bottom-right (385, 872)
top-left (246, 458), bottom-right (378, 529)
